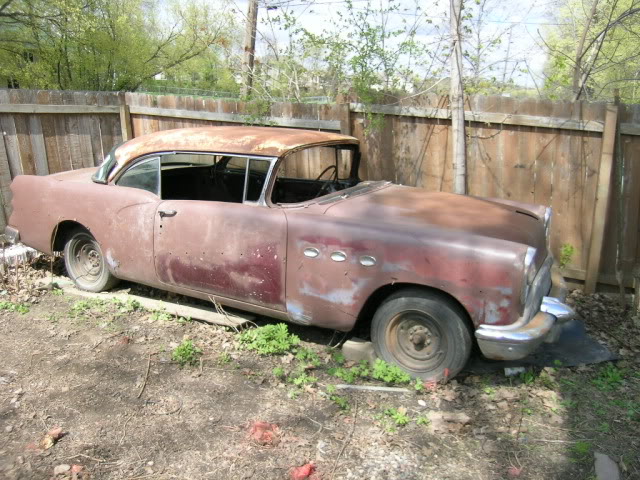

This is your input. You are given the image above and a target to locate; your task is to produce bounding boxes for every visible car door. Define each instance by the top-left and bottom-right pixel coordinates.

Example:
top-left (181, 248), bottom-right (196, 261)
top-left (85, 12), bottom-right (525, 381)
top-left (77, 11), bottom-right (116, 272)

top-left (153, 154), bottom-right (288, 311)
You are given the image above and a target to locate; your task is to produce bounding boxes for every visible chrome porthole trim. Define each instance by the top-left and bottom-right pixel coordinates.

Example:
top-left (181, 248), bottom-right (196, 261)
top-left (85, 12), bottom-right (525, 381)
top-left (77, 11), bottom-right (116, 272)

top-left (359, 255), bottom-right (377, 267)
top-left (303, 247), bottom-right (320, 258)
top-left (330, 251), bottom-right (347, 262)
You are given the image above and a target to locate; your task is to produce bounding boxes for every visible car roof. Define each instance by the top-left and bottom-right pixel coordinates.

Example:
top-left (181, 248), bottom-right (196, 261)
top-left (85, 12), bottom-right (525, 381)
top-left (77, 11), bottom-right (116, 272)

top-left (113, 126), bottom-right (359, 168)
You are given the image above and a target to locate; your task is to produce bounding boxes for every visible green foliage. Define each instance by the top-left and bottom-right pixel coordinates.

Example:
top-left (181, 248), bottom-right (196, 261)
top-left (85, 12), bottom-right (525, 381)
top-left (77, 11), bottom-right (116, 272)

top-left (151, 310), bottom-right (173, 322)
top-left (413, 378), bottom-right (424, 392)
top-left (328, 360), bottom-right (371, 384)
top-left (592, 363), bottom-right (625, 391)
top-left (570, 440), bottom-right (592, 461)
top-left (543, 0), bottom-right (640, 101)
top-left (331, 351), bottom-right (346, 365)
top-left (239, 323), bottom-right (300, 355)
top-left (295, 348), bottom-right (321, 367)
top-left (218, 352), bottom-right (232, 365)
top-left (287, 367), bottom-right (318, 386)
top-left (0, 301), bottom-right (29, 314)
top-left (171, 340), bottom-right (202, 366)
top-left (384, 407), bottom-right (410, 426)
top-left (416, 415), bottom-right (430, 426)
top-left (519, 370), bottom-right (536, 385)
top-left (371, 359), bottom-right (411, 384)
top-left (330, 394), bottom-right (350, 410)
top-left (272, 366), bottom-right (285, 378)
top-left (51, 288), bottom-right (64, 296)
top-left (559, 244), bottom-right (575, 268)
top-left (0, 0), bottom-right (237, 92)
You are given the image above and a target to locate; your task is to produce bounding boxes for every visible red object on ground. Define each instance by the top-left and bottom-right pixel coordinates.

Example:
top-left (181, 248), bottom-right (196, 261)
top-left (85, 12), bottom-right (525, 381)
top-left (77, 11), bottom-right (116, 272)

top-left (290, 462), bottom-right (316, 480)
top-left (249, 421), bottom-right (280, 446)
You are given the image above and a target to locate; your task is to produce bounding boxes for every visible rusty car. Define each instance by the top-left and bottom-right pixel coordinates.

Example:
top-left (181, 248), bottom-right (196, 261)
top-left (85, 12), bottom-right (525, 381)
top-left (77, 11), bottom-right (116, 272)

top-left (4, 126), bottom-right (575, 380)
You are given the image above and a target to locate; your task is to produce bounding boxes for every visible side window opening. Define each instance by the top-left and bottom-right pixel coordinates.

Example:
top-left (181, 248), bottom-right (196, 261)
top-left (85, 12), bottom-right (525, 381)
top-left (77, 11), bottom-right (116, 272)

top-left (115, 157), bottom-right (160, 195)
top-left (159, 152), bottom-right (270, 204)
top-left (272, 145), bottom-right (359, 204)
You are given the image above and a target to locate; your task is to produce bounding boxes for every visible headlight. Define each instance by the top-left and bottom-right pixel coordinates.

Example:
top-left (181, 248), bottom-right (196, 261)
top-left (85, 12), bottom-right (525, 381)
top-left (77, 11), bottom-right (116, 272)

top-left (521, 246), bottom-right (537, 304)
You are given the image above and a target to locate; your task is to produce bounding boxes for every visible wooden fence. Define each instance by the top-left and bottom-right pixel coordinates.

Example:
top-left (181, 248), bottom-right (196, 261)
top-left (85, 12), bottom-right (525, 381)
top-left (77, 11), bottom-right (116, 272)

top-left (1, 88), bottom-right (639, 292)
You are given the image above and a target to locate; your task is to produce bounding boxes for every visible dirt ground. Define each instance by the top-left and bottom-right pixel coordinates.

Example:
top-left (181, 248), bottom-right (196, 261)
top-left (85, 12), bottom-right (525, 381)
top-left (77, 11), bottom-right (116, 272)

top-left (0, 258), bottom-right (639, 480)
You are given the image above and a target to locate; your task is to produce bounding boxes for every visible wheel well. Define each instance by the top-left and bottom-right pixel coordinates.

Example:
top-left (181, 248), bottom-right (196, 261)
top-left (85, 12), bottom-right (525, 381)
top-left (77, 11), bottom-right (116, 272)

top-left (353, 283), bottom-right (474, 338)
top-left (51, 220), bottom-right (86, 252)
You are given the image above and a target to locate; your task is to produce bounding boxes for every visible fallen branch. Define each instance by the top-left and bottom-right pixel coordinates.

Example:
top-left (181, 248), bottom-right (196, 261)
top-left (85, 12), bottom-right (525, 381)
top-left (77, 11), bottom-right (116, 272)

top-left (137, 354), bottom-right (152, 399)
top-left (335, 384), bottom-right (410, 393)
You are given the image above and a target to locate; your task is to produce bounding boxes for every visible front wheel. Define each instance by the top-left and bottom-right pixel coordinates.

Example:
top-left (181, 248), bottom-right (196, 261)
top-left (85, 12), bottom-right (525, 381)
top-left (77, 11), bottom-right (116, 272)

top-left (371, 289), bottom-right (472, 382)
top-left (63, 228), bottom-right (119, 292)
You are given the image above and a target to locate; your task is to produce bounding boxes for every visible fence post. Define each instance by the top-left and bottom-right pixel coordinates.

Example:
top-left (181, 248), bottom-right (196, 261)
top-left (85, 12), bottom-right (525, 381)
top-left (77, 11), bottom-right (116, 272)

top-left (119, 98), bottom-right (133, 141)
top-left (585, 103), bottom-right (618, 293)
top-left (339, 103), bottom-right (351, 136)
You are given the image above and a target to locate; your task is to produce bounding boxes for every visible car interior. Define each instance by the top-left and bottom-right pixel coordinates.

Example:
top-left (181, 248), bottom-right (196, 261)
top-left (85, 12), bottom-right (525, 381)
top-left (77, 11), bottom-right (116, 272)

top-left (116, 145), bottom-right (360, 204)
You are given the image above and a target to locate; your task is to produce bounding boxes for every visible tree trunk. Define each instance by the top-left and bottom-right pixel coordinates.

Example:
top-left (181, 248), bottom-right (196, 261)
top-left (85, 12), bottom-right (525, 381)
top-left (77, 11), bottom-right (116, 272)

top-left (241, 0), bottom-right (259, 98)
top-left (450, 0), bottom-right (466, 195)
top-left (573, 0), bottom-right (600, 96)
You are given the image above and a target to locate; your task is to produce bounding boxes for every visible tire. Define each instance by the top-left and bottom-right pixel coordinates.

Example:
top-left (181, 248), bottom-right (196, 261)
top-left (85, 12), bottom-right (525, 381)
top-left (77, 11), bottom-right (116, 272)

top-left (371, 288), bottom-right (472, 382)
top-left (63, 228), bottom-right (119, 292)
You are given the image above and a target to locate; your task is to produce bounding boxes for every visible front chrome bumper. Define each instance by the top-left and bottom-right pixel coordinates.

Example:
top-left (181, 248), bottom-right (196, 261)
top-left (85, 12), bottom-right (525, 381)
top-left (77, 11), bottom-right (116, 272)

top-left (475, 262), bottom-right (576, 361)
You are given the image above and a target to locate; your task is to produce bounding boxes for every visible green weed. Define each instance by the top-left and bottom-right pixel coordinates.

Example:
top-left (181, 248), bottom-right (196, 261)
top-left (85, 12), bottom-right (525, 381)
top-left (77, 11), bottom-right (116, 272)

top-left (416, 415), bottom-right (430, 426)
top-left (559, 244), bottom-right (575, 268)
top-left (295, 347), bottom-right (321, 367)
top-left (330, 394), bottom-right (350, 410)
top-left (171, 340), bottom-right (202, 366)
top-left (372, 359), bottom-right (411, 384)
top-left (0, 300), bottom-right (30, 314)
top-left (239, 323), bottom-right (300, 355)
top-left (592, 363), bottom-right (625, 391)
top-left (151, 310), bottom-right (173, 322)
top-left (383, 407), bottom-right (410, 426)
top-left (328, 360), bottom-right (370, 384)
top-left (519, 370), bottom-right (536, 385)
top-left (218, 352), bottom-right (232, 364)
top-left (413, 378), bottom-right (424, 392)
top-left (570, 440), bottom-right (592, 461)
top-left (272, 366), bottom-right (285, 378)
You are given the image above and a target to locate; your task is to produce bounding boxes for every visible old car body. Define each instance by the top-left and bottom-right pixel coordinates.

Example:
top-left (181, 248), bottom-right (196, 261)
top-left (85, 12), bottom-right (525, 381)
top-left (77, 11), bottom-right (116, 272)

top-left (4, 126), bottom-right (575, 380)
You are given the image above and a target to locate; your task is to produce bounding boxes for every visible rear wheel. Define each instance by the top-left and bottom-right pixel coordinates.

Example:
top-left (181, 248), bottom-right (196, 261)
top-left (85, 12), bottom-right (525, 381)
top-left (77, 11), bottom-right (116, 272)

top-left (63, 228), bottom-right (119, 292)
top-left (371, 289), bottom-right (472, 382)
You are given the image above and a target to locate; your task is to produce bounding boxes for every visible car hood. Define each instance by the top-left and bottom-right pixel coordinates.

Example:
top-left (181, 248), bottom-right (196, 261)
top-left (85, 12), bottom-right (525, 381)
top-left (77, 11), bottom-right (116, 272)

top-left (49, 167), bottom-right (97, 183)
top-left (323, 183), bottom-right (547, 257)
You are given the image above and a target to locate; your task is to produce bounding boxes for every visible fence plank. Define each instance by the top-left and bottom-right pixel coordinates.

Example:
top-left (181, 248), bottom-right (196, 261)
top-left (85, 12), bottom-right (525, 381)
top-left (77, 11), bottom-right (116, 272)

top-left (0, 135), bottom-right (13, 223)
top-left (585, 105), bottom-right (618, 293)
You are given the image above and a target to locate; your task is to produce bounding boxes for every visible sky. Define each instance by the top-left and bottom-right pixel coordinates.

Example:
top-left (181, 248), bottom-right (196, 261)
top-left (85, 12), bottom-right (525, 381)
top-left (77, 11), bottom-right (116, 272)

top-left (227, 0), bottom-right (559, 90)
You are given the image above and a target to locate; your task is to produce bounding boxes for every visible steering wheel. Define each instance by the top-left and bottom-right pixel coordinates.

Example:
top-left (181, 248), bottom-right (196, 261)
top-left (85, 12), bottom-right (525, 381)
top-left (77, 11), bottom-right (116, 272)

top-left (314, 165), bottom-right (338, 198)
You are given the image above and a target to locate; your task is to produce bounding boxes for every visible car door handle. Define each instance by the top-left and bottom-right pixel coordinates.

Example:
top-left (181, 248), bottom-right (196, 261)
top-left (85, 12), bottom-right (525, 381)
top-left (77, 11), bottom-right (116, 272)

top-left (159, 209), bottom-right (177, 218)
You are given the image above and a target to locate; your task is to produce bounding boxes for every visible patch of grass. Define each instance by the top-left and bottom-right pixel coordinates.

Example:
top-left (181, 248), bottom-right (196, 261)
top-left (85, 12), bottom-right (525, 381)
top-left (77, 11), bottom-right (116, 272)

top-left (592, 363), bottom-right (625, 391)
top-left (519, 370), bottom-right (536, 385)
top-left (272, 366), bottom-right (285, 378)
top-left (372, 359), bottom-right (411, 384)
top-left (376, 407), bottom-right (410, 432)
top-left (328, 360), bottom-right (371, 384)
top-left (151, 310), bottom-right (173, 322)
top-left (113, 298), bottom-right (144, 313)
top-left (331, 351), bottom-right (346, 365)
top-left (51, 288), bottom-right (64, 296)
top-left (570, 440), bottom-right (592, 461)
top-left (330, 394), bottom-right (350, 410)
top-left (416, 415), bottom-right (430, 426)
top-left (0, 301), bottom-right (29, 314)
top-left (287, 366), bottom-right (317, 386)
top-left (413, 378), bottom-right (424, 392)
top-left (71, 299), bottom-right (105, 316)
top-left (171, 340), bottom-right (202, 367)
top-left (295, 347), bottom-right (321, 367)
top-left (239, 323), bottom-right (300, 355)
top-left (218, 352), bottom-right (232, 364)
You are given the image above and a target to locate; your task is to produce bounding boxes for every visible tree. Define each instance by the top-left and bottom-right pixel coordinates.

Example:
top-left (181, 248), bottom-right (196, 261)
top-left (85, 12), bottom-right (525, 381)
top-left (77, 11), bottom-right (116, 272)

top-left (543, 0), bottom-right (640, 101)
top-left (0, 0), bottom-right (236, 91)
top-left (450, 0), bottom-right (466, 195)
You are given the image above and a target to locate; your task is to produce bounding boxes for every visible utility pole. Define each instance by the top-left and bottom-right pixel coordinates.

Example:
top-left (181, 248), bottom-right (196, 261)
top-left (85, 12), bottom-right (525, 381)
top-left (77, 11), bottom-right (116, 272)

top-left (450, 0), bottom-right (466, 195)
top-left (241, 0), bottom-right (259, 98)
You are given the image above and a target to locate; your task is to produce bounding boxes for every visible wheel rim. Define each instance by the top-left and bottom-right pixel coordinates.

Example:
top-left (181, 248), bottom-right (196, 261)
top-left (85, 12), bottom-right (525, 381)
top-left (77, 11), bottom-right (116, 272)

top-left (384, 309), bottom-right (446, 372)
top-left (68, 234), bottom-right (104, 286)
